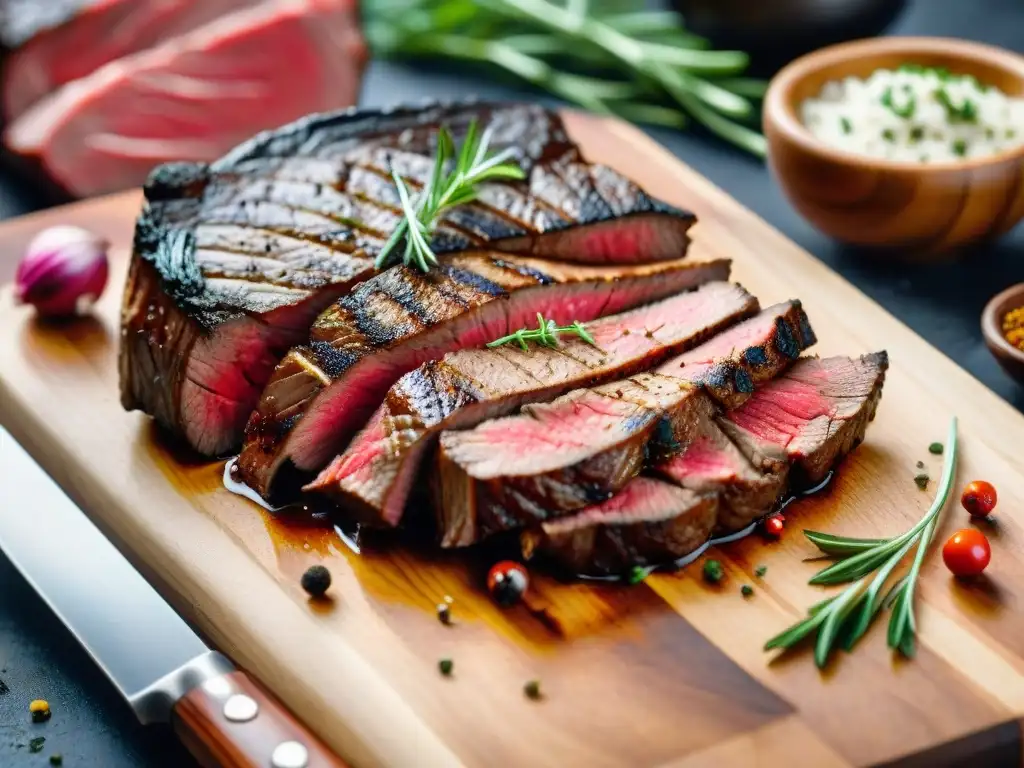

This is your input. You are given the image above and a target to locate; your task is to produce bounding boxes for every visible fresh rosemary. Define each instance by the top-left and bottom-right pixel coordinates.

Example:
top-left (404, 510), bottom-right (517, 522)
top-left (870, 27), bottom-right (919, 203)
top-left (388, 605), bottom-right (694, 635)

top-left (375, 119), bottom-right (525, 271)
top-left (487, 313), bottom-right (597, 351)
top-left (764, 416), bottom-right (958, 668)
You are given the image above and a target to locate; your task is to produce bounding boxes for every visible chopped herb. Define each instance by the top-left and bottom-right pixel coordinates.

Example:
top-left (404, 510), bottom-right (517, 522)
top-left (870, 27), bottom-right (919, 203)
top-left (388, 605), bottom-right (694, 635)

top-left (934, 88), bottom-right (978, 123)
top-left (881, 86), bottom-right (916, 118)
top-left (914, 473), bottom-right (930, 490)
top-left (929, 442), bottom-right (944, 455)
top-left (985, 127), bottom-right (995, 140)
top-left (909, 126), bottom-right (925, 142)
top-left (50, 755), bottom-right (63, 766)
top-left (436, 603), bottom-right (452, 625)
top-left (300, 565), bottom-right (332, 598)
top-left (741, 584), bottom-right (754, 597)
top-left (952, 139), bottom-right (968, 157)
top-left (438, 658), bottom-right (454, 676)
top-left (840, 117), bottom-right (852, 134)
top-left (29, 700), bottom-right (50, 723)
top-left (1008, 129), bottom-right (1017, 139)
top-left (881, 128), bottom-right (896, 143)
top-left (703, 559), bottom-right (724, 584)
top-left (487, 313), bottom-right (597, 352)
top-left (29, 737), bottom-right (45, 753)
top-left (754, 565), bottom-right (767, 578)
top-left (524, 680), bottom-right (542, 699)
top-left (627, 565), bottom-right (649, 585)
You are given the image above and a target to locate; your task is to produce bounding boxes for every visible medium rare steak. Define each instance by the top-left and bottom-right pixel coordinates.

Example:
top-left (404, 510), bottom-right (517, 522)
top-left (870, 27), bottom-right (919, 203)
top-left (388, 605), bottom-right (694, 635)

top-left (520, 478), bottom-right (718, 576)
top-left (434, 301), bottom-right (813, 546)
top-left (306, 281), bottom-right (759, 527)
top-left (6, 0), bottom-right (368, 197)
top-left (120, 102), bottom-right (701, 457)
top-left (719, 353), bottom-right (888, 485)
top-left (3, 0), bottom-right (254, 121)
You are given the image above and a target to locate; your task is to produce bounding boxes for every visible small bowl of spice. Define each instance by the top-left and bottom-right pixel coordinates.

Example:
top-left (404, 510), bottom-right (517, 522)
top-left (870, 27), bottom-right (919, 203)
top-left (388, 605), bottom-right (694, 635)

top-left (982, 283), bottom-right (1024, 384)
top-left (764, 37), bottom-right (1024, 253)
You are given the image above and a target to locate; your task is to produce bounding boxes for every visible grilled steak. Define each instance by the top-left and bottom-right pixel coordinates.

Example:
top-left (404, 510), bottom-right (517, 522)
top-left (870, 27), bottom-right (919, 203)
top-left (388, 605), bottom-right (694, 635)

top-left (435, 301), bottom-right (813, 546)
top-left (719, 353), bottom-right (888, 486)
top-left (306, 282), bottom-right (760, 527)
top-left (520, 477), bottom-right (718, 576)
top-left (6, 0), bottom-right (368, 197)
top-left (653, 413), bottom-right (788, 535)
top-left (120, 102), bottom-right (700, 457)
top-left (2, 0), bottom-right (255, 121)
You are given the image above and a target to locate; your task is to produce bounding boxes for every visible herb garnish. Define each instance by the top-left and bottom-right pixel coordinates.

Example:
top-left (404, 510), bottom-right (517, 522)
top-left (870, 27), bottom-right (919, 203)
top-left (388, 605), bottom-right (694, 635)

top-left (764, 417), bottom-right (957, 668)
top-left (881, 86), bottom-right (916, 119)
top-left (29, 737), bottom-right (45, 754)
top-left (935, 88), bottom-right (978, 123)
top-left (840, 117), bottom-right (852, 135)
top-left (376, 120), bottom-right (525, 272)
top-left (487, 313), bottom-right (597, 351)
top-left (703, 559), bottom-right (723, 584)
top-left (755, 565), bottom-right (768, 578)
top-left (439, 658), bottom-right (454, 676)
top-left (741, 584), bottom-right (754, 597)
top-left (929, 442), bottom-right (943, 455)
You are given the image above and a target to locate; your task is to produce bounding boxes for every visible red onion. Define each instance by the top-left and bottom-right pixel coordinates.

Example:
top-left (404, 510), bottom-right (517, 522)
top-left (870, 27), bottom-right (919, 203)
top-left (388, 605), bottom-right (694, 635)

top-left (14, 226), bottom-right (109, 317)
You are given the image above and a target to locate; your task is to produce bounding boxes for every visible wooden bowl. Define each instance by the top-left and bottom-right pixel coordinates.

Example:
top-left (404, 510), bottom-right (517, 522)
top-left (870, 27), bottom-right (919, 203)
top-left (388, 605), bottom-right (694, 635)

top-left (982, 283), bottom-right (1024, 384)
top-left (764, 37), bottom-right (1024, 253)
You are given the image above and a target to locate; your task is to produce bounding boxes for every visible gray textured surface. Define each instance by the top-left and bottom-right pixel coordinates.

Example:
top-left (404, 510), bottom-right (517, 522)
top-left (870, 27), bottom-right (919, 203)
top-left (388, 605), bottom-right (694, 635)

top-left (0, 0), bottom-right (1022, 765)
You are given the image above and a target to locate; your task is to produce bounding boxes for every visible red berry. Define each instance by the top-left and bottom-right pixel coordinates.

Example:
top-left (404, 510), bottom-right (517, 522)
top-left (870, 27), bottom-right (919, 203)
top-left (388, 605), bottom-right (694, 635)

top-left (763, 515), bottom-right (785, 538)
top-left (961, 481), bottom-right (997, 517)
top-left (942, 528), bottom-right (991, 577)
top-left (487, 561), bottom-right (529, 606)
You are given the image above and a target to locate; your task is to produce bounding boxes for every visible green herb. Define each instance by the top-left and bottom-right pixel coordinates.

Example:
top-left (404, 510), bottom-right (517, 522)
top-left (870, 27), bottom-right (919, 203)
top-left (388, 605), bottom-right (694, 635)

top-left (840, 117), bottom-right (852, 135)
top-left (703, 559), bottom-right (724, 584)
top-left (881, 86), bottom-right (916, 119)
top-left (487, 313), bottom-right (597, 351)
top-left (29, 737), bottom-right (45, 754)
top-left (364, 0), bottom-right (767, 156)
top-left (914, 473), bottom-right (930, 490)
top-left (928, 442), bottom-right (943, 455)
top-left (741, 584), bottom-right (754, 597)
top-left (764, 417), bottom-right (957, 668)
top-left (439, 658), bottom-right (454, 676)
top-left (881, 128), bottom-right (896, 143)
top-left (909, 126), bottom-right (925, 142)
top-left (952, 139), bottom-right (968, 157)
top-left (524, 679), bottom-right (542, 699)
top-left (627, 565), bottom-right (650, 585)
top-left (755, 565), bottom-right (767, 578)
top-left (934, 88), bottom-right (978, 123)
top-left (377, 120), bottom-right (525, 271)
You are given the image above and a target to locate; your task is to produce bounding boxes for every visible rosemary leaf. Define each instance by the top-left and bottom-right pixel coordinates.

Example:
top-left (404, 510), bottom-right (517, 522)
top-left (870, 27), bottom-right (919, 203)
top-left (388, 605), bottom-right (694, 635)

top-left (487, 314), bottom-right (598, 351)
top-left (763, 609), bottom-right (829, 651)
top-left (803, 530), bottom-right (889, 556)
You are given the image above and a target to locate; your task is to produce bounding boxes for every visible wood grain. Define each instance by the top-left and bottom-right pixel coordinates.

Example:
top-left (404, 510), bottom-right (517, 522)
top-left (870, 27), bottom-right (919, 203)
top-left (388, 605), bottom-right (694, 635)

top-left (2, 112), bottom-right (1024, 767)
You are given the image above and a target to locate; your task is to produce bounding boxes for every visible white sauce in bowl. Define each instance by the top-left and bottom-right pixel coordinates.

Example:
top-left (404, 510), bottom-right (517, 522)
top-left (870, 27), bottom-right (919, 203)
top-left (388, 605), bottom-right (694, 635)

top-left (800, 65), bottom-right (1024, 163)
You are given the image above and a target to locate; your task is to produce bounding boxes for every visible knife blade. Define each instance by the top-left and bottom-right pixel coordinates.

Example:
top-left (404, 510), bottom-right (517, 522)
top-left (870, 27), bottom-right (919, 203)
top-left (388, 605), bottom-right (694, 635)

top-left (0, 428), bottom-right (348, 768)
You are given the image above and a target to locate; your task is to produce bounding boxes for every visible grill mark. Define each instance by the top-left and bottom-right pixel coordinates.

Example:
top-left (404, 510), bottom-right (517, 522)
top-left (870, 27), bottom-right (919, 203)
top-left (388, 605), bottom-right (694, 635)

top-left (441, 263), bottom-right (510, 298)
top-left (195, 221), bottom-right (364, 254)
top-left (490, 259), bottom-right (553, 286)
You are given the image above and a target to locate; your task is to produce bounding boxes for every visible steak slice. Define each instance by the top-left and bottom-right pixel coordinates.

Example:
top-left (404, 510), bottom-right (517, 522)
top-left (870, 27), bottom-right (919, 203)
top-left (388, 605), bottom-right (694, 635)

top-left (519, 478), bottom-right (718, 576)
top-left (3, 0), bottom-right (255, 120)
top-left (434, 301), bottom-right (813, 546)
top-left (306, 281), bottom-right (760, 526)
top-left (6, 0), bottom-right (368, 197)
top-left (119, 101), bottom-right (699, 456)
top-left (653, 414), bottom-right (788, 535)
top-left (718, 353), bottom-right (889, 486)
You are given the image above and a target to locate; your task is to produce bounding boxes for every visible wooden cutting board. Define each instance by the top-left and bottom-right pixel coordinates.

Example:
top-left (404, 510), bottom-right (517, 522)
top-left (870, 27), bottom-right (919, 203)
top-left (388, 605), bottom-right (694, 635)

top-left (3, 112), bottom-right (1024, 768)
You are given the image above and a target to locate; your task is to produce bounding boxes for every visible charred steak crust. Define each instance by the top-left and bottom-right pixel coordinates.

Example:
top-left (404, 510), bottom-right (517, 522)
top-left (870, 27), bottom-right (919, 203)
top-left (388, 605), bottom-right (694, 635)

top-left (119, 100), bottom-right (698, 456)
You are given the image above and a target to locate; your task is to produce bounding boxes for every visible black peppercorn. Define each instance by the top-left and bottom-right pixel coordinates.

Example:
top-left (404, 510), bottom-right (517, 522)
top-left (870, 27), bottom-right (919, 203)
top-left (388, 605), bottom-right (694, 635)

top-left (301, 565), bottom-right (332, 597)
top-left (524, 680), bottom-right (541, 699)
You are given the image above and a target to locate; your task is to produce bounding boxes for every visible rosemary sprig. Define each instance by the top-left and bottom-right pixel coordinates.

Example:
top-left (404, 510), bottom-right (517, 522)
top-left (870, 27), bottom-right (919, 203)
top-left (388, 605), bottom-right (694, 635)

top-left (487, 313), bottom-right (597, 351)
top-left (376, 119), bottom-right (525, 271)
top-left (764, 416), bottom-right (958, 668)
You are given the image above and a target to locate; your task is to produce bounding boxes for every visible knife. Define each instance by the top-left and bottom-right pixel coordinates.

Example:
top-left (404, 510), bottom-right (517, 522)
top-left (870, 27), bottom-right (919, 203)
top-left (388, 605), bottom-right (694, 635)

top-left (0, 429), bottom-right (347, 768)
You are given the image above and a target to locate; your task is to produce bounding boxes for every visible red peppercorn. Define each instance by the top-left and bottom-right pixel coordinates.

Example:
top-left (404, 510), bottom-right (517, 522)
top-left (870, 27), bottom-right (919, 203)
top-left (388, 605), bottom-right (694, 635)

top-left (763, 514), bottom-right (785, 538)
top-left (961, 480), bottom-right (997, 518)
top-left (487, 561), bottom-right (529, 606)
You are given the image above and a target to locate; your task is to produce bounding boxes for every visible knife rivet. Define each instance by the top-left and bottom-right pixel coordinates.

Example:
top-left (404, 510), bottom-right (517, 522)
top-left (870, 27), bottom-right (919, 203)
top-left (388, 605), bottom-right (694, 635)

top-left (222, 694), bottom-right (259, 723)
top-left (271, 741), bottom-right (309, 768)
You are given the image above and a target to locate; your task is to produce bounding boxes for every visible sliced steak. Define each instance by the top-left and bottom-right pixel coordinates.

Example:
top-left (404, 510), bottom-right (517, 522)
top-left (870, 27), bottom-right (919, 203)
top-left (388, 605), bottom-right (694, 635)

top-left (3, 0), bottom-right (254, 121)
top-left (6, 0), bottom-right (368, 197)
top-left (238, 256), bottom-right (728, 498)
top-left (306, 281), bottom-right (760, 527)
top-left (653, 413), bottom-right (788, 535)
top-left (434, 301), bottom-right (813, 546)
top-left (519, 478), bottom-right (718, 576)
top-left (120, 101), bottom-right (699, 456)
top-left (718, 353), bottom-right (889, 486)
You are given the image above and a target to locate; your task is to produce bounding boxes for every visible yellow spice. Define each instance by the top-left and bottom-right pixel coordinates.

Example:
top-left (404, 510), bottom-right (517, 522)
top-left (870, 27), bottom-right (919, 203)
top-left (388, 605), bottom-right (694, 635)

top-left (1003, 306), bottom-right (1024, 351)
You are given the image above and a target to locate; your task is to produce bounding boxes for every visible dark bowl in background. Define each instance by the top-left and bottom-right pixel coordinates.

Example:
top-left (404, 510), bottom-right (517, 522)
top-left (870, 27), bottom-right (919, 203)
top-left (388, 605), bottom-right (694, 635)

top-left (671, 0), bottom-right (908, 74)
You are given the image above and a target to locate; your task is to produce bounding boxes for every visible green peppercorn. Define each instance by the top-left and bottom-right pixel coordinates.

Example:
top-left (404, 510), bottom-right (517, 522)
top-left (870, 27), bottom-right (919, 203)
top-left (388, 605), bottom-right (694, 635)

top-left (524, 680), bottom-right (542, 699)
top-left (439, 658), bottom-right (453, 676)
top-left (703, 559), bottom-right (724, 584)
top-left (741, 585), bottom-right (754, 597)
top-left (929, 442), bottom-right (943, 455)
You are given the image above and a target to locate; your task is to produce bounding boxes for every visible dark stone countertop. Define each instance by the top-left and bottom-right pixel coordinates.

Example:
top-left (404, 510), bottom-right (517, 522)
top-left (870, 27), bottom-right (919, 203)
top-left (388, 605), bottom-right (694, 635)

top-left (1, 0), bottom-right (1022, 764)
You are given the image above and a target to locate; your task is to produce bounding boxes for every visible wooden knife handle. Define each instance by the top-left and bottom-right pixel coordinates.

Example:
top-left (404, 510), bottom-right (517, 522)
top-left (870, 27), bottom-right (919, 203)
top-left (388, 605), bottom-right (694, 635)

top-left (171, 670), bottom-right (349, 768)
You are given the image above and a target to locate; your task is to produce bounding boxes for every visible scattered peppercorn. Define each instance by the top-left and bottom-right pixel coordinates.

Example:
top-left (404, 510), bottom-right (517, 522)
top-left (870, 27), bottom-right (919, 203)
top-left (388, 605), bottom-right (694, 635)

top-left (50, 755), bottom-right (63, 766)
top-left (1003, 306), bottom-right (1024, 352)
top-left (916, 460), bottom-right (925, 469)
top-left (524, 680), bottom-right (542, 699)
top-left (29, 700), bottom-right (51, 723)
top-left (741, 585), bottom-right (754, 597)
top-left (487, 561), bottom-right (529, 606)
top-left (914, 473), bottom-right (930, 490)
top-left (702, 559), bottom-right (723, 584)
top-left (29, 737), bottom-right (45, 753)
top-left (627, 565), bottom-right (648, 585)
top-left (438, 658), bottom-right (453, 676)
top-left (762, 514), bottom-right (785, 538)
top-left (300, 565), bottom-right (332, 598)
top-left (754, 565), bottom-right (767, 578)
top-left (929, 442), bottom-right (944, 455)
top-left (436, 603), bottom-right (452, 625)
